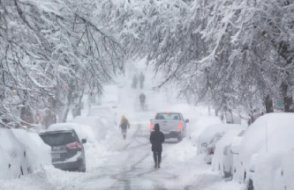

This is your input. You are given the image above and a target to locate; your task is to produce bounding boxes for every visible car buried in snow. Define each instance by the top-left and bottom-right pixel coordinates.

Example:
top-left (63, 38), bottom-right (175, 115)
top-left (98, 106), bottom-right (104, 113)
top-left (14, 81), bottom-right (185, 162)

top-left (39, 127), bottom-right (87, 172)
top-left (197, 124), bottom-right (227, 164)
top-left (149, 112), bottom-right (189, 141)
top-left (211, 126), bottom-right (245, 178)
top-left (235, 113), bottom-right (294, 190)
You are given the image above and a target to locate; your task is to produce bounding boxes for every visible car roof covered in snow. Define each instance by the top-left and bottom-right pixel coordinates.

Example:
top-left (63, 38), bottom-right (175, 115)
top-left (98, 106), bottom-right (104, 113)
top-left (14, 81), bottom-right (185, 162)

top-left (239, 113), bottom-right (294, 168)
top-left (47, 123), bottom-right (82, 131)
top-left (198, 123), bottom-right (243, 144)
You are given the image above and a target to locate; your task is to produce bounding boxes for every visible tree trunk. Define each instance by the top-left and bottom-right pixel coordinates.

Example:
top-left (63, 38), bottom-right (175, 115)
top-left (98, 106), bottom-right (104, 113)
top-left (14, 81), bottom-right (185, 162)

top-left (281, 82), bottom-right (294, 112)
top-left (72, 88), bottom-right (85, 118)
top-left (264, 95), bottom-right (273, 113)
top-left (284, 96), bottom-right (293, 112)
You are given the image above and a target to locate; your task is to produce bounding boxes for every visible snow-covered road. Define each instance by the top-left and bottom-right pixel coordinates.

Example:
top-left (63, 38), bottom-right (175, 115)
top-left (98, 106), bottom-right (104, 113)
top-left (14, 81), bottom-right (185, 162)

top-left (0, 59), bottom-right (243, 190)
top-left (0, 122), bottom-right (242, 190)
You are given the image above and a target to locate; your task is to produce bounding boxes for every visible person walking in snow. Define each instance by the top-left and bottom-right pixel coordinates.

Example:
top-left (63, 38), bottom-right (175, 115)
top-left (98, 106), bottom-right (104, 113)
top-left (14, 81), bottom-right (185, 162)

top-left (139, 72), bottom-right (145, 89)
top-left (150, 123), bottom-right (165, 169)
top-left (132, 75), bottom-right (138, 89)
top-left (139, 93), bottom-right (146, 110)
top-left (120, 115), bottom-right (130, 139)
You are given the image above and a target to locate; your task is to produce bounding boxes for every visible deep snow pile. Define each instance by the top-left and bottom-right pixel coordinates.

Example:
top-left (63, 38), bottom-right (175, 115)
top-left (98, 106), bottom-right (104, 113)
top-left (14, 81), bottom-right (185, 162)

top-left (236, 113), bottom-right (294, 190)
top-left (0, 129), bottom-right (27, 180)
top-left (239, 113), bottom-right (294, 172)
top-left (0, 128), bottom-right (51, 180)
top-left (11, 129), bottom-right (51, 173)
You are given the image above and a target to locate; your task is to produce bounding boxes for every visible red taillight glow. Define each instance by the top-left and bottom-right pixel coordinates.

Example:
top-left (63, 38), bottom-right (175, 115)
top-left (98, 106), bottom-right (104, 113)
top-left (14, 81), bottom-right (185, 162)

top-left (66, 142), bottom-right (82, 149)
top-left (177, 121), bottom-right (184, 130)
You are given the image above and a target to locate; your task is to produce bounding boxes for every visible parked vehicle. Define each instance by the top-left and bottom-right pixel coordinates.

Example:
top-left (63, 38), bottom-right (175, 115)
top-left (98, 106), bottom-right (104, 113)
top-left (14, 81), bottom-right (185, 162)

top-left (278, 150), bottom-right (294, 190)
top-left (0, 129), bottom-right (29, 179)
top-left (212, 125), bottom-right (245, 178)
top-left (40, 128), bottom-right (87, 172)
top-left (235, 113), bottom-right (294, 190)
top-left (230, 130), bottom-right (246, 182)
top-left (149, 112), bottom-right (189, 141)
top-left (197, 124), bottom-right (227, 164)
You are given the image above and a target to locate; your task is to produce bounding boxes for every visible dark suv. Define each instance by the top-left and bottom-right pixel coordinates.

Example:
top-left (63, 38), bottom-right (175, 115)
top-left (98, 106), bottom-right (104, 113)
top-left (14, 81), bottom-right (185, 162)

top-left (40, 129), bottom-right (86, 172)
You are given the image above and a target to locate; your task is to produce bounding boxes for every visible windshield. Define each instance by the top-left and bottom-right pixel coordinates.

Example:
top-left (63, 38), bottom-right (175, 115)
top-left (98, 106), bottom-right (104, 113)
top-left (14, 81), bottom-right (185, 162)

top-left (155, 113), bottom-right (181, 120)
top-left (40, 131), bottom-right (77, 146)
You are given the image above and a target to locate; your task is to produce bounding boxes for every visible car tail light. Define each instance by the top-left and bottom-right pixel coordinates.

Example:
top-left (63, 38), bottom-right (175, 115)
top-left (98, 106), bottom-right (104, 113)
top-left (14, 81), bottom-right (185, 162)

top-left (66, 142), bottom-right (82, 149)
top-left (177, 121), bottom-right (184, 130)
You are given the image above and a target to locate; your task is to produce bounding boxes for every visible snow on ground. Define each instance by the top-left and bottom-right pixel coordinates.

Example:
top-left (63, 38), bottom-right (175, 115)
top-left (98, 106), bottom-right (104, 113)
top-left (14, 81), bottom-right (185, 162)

top-left (0, 58), bottom-right (244, 190)
top-left (0, 128), bottom-right (51, 180)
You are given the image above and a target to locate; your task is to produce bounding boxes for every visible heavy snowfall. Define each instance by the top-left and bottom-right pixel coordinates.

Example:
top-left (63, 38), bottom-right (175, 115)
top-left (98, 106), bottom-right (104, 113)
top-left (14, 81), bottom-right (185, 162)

top-left (0, 0), bottom-right (294, 190)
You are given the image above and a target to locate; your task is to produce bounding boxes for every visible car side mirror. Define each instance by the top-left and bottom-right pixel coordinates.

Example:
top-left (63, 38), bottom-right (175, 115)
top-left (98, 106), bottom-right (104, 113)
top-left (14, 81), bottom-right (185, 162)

top-left (185, 119), bottom-right (189, 123)
top-left (81, 139), bottom-right (87, 144)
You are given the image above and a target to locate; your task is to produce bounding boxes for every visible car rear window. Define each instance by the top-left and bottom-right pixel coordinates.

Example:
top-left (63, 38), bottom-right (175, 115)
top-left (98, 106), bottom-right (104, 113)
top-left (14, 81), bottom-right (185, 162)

top-left (40, 131), bottom-right (77, 146)
top-left (155, 113), bottom-right (181, 120)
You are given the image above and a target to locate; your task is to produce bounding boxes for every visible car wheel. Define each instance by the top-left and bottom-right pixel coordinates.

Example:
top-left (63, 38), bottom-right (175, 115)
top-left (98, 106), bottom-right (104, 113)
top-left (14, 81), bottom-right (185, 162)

top-left (78, 161), bottom-right (86, 172)
top-left (223, 165), bottom-right (232, 178)
top-left (177, 133), bottom-right (183, 141)
top-left (79, 166), bottom-right (86, 172)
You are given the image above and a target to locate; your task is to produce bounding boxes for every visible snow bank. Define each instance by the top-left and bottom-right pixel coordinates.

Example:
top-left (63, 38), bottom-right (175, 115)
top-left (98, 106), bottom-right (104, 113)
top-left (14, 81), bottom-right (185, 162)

top-left (11, 129), bottom-right (51, 173)
top-left (0, 129), bottom-right (26, 179)
top-left (0, 128), bottom-right (51, 180)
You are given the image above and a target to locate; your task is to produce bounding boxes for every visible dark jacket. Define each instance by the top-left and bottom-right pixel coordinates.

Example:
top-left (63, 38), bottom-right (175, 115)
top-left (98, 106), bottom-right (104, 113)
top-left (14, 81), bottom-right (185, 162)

top-left (150, 130), bottom-right (165, 152)
top-left (120, 117), bottom-right (130, 130)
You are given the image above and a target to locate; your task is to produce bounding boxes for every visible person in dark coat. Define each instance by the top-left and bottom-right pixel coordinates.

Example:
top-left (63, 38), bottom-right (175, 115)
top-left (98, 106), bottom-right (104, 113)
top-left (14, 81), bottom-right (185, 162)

top-left (150, 123), bottom-right (165, 168)
top-left (139, 72), bottom-right (145, 89)
top-left (120, 115), bottom-right (130, 139)
top-left (139, 93), bottom-right (146, 110)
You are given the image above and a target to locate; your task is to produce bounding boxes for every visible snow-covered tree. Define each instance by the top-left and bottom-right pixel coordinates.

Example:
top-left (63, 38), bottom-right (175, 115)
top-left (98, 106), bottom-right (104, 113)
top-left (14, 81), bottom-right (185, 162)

top-left (0, 0), bottom-right (124, 127)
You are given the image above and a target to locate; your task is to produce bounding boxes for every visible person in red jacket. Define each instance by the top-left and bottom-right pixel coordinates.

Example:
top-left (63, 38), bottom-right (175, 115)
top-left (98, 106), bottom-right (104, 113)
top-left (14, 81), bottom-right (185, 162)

top-left (150, 123), bottom-right (165, 169)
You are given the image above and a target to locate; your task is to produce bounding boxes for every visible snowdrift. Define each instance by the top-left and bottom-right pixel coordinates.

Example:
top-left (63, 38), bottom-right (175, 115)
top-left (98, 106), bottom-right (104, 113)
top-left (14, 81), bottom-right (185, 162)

top-left (0, 128), bottom-right (51, 180)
